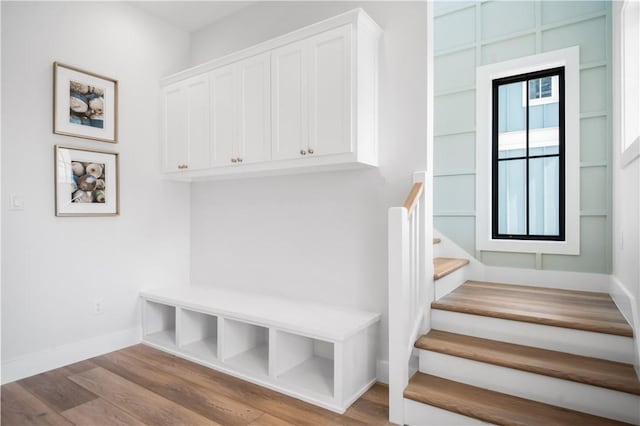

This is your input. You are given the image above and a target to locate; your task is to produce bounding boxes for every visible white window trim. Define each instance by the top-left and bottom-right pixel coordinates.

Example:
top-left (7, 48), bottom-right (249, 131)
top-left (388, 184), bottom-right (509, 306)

top-left (619, 0), bottom-right (640, 167)
top-left (476, 46), bottom-right (580, 255)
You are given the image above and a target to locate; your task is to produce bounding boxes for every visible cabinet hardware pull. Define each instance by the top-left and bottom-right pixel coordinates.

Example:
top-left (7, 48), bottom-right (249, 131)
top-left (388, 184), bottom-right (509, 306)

top-left (308, 149), bottom-right (315, 154)
top-left (231, 158), bottom-right (237, 163)
top-left (300, 150), bottom-right (307, 155)
top-left (238, 158), bottom-right (243, 163)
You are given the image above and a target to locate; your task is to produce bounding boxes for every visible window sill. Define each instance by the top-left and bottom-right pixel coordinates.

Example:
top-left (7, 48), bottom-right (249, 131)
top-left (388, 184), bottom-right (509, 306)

top-left (477, 238), bottom-right (580, 255)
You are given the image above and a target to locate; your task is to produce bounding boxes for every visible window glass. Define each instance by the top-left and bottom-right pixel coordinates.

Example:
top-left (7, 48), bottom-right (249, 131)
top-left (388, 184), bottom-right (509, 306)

top-left (493, 67), bottom-right (564, 241)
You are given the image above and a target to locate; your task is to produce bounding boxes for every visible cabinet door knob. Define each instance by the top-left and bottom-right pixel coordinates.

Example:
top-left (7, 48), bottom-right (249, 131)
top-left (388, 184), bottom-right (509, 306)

top-left (237, 158), bottom-right (243, 163)
top-left (308, 149), bottom-right (315, 154)
top-left (184, 164), bottom-right (188, 169)
top-left (300, 150), bottom-right (307, 155)
top-left (231, 158), bottom-right (237, 163)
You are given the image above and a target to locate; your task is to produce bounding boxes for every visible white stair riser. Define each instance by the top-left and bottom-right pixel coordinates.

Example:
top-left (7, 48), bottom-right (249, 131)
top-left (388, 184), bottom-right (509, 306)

top-left (419, 350), bottom-right (640, 424)
top-left (434, 268), bottom-right (466, 300)
top-left (433, 242), bottom-right (441, 258)
top-left (404, 398), bottom-right (489, 425)
top-left (432, 310), bottom-right (635, 364)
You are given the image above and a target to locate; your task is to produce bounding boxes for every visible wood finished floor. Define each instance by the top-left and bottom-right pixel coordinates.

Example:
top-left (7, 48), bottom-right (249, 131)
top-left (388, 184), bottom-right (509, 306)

top-left (1, 344), bottom-right (391, 426)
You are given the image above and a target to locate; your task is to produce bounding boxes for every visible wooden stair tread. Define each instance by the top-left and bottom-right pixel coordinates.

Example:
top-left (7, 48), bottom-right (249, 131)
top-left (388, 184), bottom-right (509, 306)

top-left (404, 373), bottom-right (632, 426)
top-left (433, 237), bottom-right (441, 244)
top-left (416, 330), bottom-right (640, 395)
top-left (432, 281), bottom-right (634, 337)
top-left (433, 257), bottom-right (469, 280)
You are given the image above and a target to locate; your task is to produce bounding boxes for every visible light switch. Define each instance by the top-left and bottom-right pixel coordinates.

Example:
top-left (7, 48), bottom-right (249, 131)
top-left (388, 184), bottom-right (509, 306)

top-left (10, 194), bottom-right (23, 210)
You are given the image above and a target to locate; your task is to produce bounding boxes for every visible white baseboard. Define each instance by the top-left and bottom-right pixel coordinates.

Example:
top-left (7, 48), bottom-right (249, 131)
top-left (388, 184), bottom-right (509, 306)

top-left (1, 327), bottom-right (141, 384)
top-left (609, 275), bottom-right (640, 375)
top-left (376, 359), bottom-right (389, 384)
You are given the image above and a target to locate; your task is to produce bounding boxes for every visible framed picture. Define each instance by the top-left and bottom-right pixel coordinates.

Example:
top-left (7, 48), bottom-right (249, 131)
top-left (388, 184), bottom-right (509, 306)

top-left (53, 62), bottom-right (118, 143)
top-left (55, 145), bottom-right (119, 216)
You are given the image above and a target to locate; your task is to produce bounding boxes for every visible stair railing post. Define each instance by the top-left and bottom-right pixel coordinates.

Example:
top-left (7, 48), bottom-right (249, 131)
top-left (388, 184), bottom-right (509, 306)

top-left (389, 206), bottom-right (409, 425)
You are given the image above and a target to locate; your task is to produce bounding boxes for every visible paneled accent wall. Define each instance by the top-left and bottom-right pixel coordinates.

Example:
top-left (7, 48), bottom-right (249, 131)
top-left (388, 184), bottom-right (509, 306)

top-left (434, 1), bottom-right (612, 273)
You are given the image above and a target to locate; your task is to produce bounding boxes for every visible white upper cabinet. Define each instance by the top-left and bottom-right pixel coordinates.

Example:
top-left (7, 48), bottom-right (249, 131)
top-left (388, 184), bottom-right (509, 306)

top-left (237, 53), bottom-right (271, 164)
top-left (210, 64), bottom-right (236, 167)
top-left (163, 75), bottom-right (210, 172)
top-left (160, 9), bottom-right (381, 180)
top-left (308, 25), bottom-right (352, 157)
top-left (271, 39), bottom-right (308, 161)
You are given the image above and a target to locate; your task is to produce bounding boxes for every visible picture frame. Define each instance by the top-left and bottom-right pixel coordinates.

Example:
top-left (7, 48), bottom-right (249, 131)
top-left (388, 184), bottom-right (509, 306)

top-left (55, 145), bottom-right (119, 217)
top-left (53, 62), bottom-right (118, 143)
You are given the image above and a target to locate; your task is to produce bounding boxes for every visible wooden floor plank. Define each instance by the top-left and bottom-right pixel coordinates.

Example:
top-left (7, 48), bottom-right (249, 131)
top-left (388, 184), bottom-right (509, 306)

top-left (68, 367), bottom-right (220, 425)
top-left (432, 281), bottom-right (633, 336)
top-left (433, 257), bottom-right (469, 280)
top-left (247, 413), bottom-right (297, 426)
top-left (61, 398), bottom-right (146, 426)
top-left (404, 373), bottom-right (632, 426)
top-left (122, 344), bottom-right (367, 426)
top-left (343, 397), bottom-right (391, 425)
top-left (92, 348), bottom-right (263, 425)
top-left (19, 365), bottom-right (99, 412)
top-left (360, 382), bottom-right (389, 406)
top-left (417, 330), bottom-right (640, 395)
top-left (1, 382), bottom-right (73, 426)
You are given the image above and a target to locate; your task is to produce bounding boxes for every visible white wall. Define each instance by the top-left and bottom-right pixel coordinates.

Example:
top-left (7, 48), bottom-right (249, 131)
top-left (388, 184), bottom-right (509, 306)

top-left (611, 1), bottom-right (640, 372)
top-left (1, 1), bottom-right (191, 382)
top-left (189, 2), bottom-right (428, 367)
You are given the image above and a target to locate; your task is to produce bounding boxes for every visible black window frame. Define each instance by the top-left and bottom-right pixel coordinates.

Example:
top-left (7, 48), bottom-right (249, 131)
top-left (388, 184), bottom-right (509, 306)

top-left (491, 67), bottom-right (566, 241)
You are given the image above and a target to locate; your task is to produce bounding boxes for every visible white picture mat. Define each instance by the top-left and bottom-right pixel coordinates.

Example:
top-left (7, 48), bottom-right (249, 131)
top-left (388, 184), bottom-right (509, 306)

top-left (55, 66), bottom-right (116, 141)
top-left (56, 148), bottom-right (118, 215)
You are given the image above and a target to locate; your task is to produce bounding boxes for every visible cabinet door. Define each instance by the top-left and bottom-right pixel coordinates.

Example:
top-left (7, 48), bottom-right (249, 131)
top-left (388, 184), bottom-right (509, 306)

top-left (308, 25), bottom-right (352, 156)
top-left (210, 64), bottom-right (236, 167)
top-left (185, 75), bottom-right (210, 170)
top-left (163, 84), bottom-right (188, 172)
top-left (237, 53), bottom-right (271, 164)
top-left (271, 39), bottom-right (308, 161)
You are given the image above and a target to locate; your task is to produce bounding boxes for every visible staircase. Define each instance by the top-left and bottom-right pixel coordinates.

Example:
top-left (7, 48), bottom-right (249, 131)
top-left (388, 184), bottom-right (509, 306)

top-left (387, 179), bottom-right (639, 425)
top-left (404, 241), bottom-right (640, 425)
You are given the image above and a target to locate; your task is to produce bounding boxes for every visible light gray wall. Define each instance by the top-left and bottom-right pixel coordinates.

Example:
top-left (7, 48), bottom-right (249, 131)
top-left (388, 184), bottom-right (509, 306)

top-left (433, 1), bottom-right (613, 273)
top-left (1, 1), bottom-right (191, 377)
top-left (189, 2), bottom-right (428, 364)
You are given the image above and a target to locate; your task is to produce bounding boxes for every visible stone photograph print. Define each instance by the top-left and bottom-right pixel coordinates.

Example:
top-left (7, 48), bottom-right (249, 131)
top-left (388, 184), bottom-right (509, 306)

top-left (70, 161), bottom-right (106, 203)
top-left (69, 81), bottom-right (104, 129)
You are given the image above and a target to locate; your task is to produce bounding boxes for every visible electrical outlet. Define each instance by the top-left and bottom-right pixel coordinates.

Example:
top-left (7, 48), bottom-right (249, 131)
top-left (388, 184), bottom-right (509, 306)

top-left (94, 298), bottom-right (104, 315)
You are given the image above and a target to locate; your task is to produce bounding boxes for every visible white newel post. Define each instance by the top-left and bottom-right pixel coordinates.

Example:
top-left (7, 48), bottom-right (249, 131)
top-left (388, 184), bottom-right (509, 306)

top-left (389, 206), bottom-right (409, 425)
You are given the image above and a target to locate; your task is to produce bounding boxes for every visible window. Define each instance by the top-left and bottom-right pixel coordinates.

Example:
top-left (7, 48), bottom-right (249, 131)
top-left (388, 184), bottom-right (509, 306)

top-left (475, 47), bottom-right (580, 255)
top-left (493, 67), bottom-right (565, 241)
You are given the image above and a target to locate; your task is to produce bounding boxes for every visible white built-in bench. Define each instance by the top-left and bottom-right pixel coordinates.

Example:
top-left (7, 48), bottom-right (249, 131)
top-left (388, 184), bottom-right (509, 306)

top-left (140, 286), bottom-right (381, 413)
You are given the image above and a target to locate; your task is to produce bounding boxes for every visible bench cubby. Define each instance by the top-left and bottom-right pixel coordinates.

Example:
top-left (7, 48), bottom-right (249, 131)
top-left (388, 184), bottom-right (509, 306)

top-left (179, 309), bottom-right (219, 361)
top-left (223, 319), bottom-right (269, 377)
top-left (143, 300), bottom-right (176, 348)
top-left (140, 286), bottom-right (380, 413)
